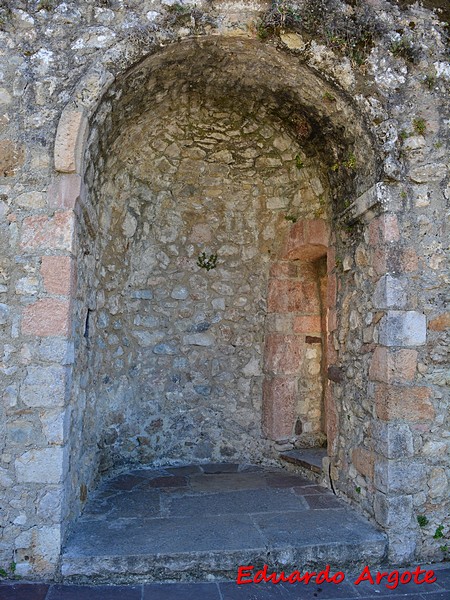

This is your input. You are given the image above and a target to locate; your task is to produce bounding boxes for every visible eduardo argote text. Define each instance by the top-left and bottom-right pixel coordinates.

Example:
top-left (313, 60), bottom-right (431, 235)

top-left (236, 564), bottom-right (437, 590)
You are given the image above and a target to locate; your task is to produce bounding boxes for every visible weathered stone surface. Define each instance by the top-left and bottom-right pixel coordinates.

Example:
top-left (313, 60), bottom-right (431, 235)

top-left (0, 139), bottom-right (25, 176)
top-left (41, 256), bottom-right (75, 296)
top-left (20, 366), bottom-right (67, 408)
top-left (54, 108), bottom-right (89, 174)
top-left (351, 447), bottom-right (375, 480)
top-left (375, 384), bottom-right (434, 422)
top-left (378, 311), bottom-right (427, 346)
top-left (22, 299), bottom-right (71, 336)
top-left (15, 448), bottom-right (65, 484)
top-left (262, 377), bottom-right (297, 440)
top-left (374, 492), bottom-right (413, 529)
top-left (428, 312), bottom-right (450, 331)
top-left (371, 421), bottom-right (414, 459)
top-left (373, 275), bottom-right (408, 309)
top-left (20, 212), bottom-right (75, 252)
top-left (375, 460), bottom-right (427, 494)
top-left (369, 347), bottom-right (417, 383)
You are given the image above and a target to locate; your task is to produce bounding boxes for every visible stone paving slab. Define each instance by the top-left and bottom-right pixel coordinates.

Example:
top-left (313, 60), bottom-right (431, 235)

top-left (165, 488), bottom-right (309, 517)
top-left (1, 568), bottom-right (450, 600)
top-left (61, 464), bottom-right (389, 582)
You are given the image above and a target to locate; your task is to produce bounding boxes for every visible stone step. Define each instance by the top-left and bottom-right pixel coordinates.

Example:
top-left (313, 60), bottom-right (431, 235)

top-left (61, 464), bottom-right (387, 583)
top-left (280, 448), bottom-right (327, 474)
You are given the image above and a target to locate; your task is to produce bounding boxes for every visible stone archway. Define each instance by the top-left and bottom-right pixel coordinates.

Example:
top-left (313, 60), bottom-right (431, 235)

top-left (41, 34), bottom-right (386, 572)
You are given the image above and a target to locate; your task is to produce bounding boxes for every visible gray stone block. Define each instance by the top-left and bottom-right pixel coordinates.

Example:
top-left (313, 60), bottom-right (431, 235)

top-left (374, 492), bottom-right (413, 529)
top-left (375, 460), bottom-right (427, 494)
top-left (371, 421), bottom-right (414, 459)
top-left (20, 366), bottom-right (68, 407)
top-left (373, 275), bottom-right (408, 309)
top-left (379, 311), bottom-right (426, 346)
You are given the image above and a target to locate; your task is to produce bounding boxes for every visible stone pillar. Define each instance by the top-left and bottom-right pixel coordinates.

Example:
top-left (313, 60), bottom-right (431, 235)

top-left (368, 212), bottom-right (428, 562)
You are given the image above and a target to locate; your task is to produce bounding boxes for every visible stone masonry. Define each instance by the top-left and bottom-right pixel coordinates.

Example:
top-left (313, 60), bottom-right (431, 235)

top-left (0, 0), bottom-right (448, 579)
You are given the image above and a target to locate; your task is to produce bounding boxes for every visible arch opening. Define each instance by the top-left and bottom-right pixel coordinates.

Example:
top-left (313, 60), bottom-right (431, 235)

top-left (66, 36), bottom-right (380, 521)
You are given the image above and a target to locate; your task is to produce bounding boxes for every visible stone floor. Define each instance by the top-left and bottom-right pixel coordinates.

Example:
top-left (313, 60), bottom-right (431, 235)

top-left (61, 463), bottom-right (387, 583)
top-left (2, 464), bottom-right (450, 598)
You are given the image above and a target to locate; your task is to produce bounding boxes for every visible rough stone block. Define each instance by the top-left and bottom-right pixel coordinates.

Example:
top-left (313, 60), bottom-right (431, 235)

top-left (369, 347), bottom-right (417, 383)
top-left (41, 256), bottom-right (75, 296)
top-left (269, 261), bottom-right (298, 278)
top-left (15, 191), bottom-right (47, 209)
top-left (38, 339), bottom-right (75, 364)
top-left (375, 459), bottom-right (427, 494)
top-left (262, 376), bottom-right (297, 440)
top-left (387, 533), bottom-right (416, 564)
top-left (351, 447), bottom-right (375, 480)
top-left (0, 303), bottom-right (9, 325)
top-left (369, 214), bottom-right (399, 246)
top-left (267, 280), bottom-right (317, 313)
top-left (378, 311), bottom-right (426, 346)
top-left (20, 365), bottom-right (68, 407)
top-left (428, 467), bottom-right (448, 499)
top-left (374, 492), bottom-right (413, 529)
top-left (264, 334), bottom-right (304, 375)
top-left (375, 384), bottom-right (434, 422)
top-left (35, 526), bottom-right (62, 568)
top-left (292, 315), bottom-right (321, 333)
top-left (373, 275), bottom-right (408, 309)
top-left (183, 333), bottom-right (214, 346)
top-left (15, 447), bottom-right (65, 483)
top-left (282, 219), bottom-right (328, 260)
top-left (371, 421), bottom-right (414, 459)
top-left (22, 298), bottom-right (71, 337)
top-left (20, 211), bottom-right (75, 252)
top-left (429, 312), bottom-right (450, 331)
top-left (0, 139), bottom-right (25, 177)
top-left (39, 409), bottom-right (69, 445)
top-left (48, 174), bottom-right (82, 209)
top-left (54, 108), bottom-right (88, 173)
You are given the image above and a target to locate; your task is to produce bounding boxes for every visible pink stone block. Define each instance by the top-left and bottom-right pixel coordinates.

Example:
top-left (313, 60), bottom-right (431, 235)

top-left (22, 299), bottom-right (71, 337)
top-left (262, 376), bottom-right (297, 440)
top-left (20, 211), bottom-right (75, 252)
top-left (41, 256), bottom-right (76, 296)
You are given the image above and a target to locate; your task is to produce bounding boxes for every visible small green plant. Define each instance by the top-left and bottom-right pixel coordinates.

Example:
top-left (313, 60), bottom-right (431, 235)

top-left (295, 154), bottom-right (304, 169)
top-left (417, 515), bottom-right (429, 527)
top-left (399, 130), bottom-right (409, 141)
top-left (355, 486), bottom-right (361, 494)
top-left (344, 153), bottom-right (356, 169)
top-left (413, 118), bottom-right (426, 136)
top-left (434, 525), bottom-right (445, 539)
top-left (197, 252), bottom-right (217, 271)
top-left (400, 190), bottom-right (407, 199)
top-left (284, 214), bottom-right (297, 223)
top-left (323, 92), bottom-right (336, 102)
top-left (440, 544), bottom-right (448, 553)
top-left (424, 74), bottom-right (436, 90)
top-left (0, 562), bottom-right (17, 580)
top-left (166, 2), bottom-right (191, 14)
top-left (390, 36), bottom-right (419, 63)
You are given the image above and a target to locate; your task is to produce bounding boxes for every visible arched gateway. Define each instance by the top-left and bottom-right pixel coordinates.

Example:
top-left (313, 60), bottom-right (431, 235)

top-left (5, 1), bottom-right (447, 577)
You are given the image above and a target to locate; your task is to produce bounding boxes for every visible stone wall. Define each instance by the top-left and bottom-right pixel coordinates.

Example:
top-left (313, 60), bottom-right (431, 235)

top-left (0, 0), bottom-right (448, 578)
